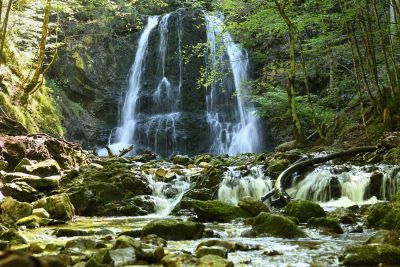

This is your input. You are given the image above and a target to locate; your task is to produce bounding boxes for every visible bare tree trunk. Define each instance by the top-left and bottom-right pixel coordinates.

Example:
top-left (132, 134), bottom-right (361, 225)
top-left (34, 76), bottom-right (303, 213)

top-left (0, 0), bottom-right (13, 66)
top-left (296, 28), bottom-right (325, 141)
top-left (273, 0), bottom-right (307, 146)
top-left (26, 0), bottom-right (51, 92)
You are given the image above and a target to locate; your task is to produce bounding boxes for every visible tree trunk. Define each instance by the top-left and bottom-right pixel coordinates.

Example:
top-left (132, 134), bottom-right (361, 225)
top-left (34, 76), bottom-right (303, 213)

top-left (260, 146), bottom-right (376, 204)
top-left (0, 0), bottom-right (13, 66)
top-left (296, 28), bottom-right (325, 141)
top-left (273, 0), bottom-right (307, 146)
top-left (26, 0), bottom-right (51, 92)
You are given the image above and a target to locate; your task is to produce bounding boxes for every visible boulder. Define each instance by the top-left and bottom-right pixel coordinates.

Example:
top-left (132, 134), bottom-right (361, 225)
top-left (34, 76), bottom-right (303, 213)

top-left (328, 207), bottom-right (356, 224)
top-left (12, 176), bottom-right (60, 189)
top-left (196, 240), bottom-right (236, 252)
top-left (16, 215), bottom-right (47, 229)
top-left (173, 155), bottom-right (190, 165)
top-left (284, 199), bottom-right (326, 223)
top-left (3, 172), bottom-right (40, 183)
top-left (91, 248), bottom-right (112, 265)
top-left (32, 193), bottom-right (75, 221)
top-left (194, 154), bottom-right (213, 165)
top-left (307, 217), bottom-right (343, 234)
top-left (55, 229), bottom-right (89, 237)
top-left (183, 188), bottom-right (213, 201)
top-left (161, 253), bottom-right (198, 267)
top-left (141, 234), bottom-right (167, 248)
top-left (364, 230), bottom-right (400, 247)
top-left (193, 200), bottom-right (251, 222)
top-left (111, 235), bottom-right (142, 252)
top-left (13, 158), bottom-right (33, 172)
top-left (252, 212), bottom-right (307, 238)
top-left (340, 244), bottom-right (400, 266)
top-left (366, 193), bottom-right (400, 230)
top-left (1, 197), bottom-right (33, 222)
top-left (0, 182), bottom-right (40, 203)
top-left (109, 247), bottom-right (137, 265)
top-left (32, 208), bottom-right (50, 218)
top-left (238, 196), bottom-right (270, 216)
top-left (195, 246), bottom-right (228, 259)
top-left (14, 159), bottom-right (60, 177)
top-left (133, 195), bottom-right (157, 213)
top-left (0, 229), bottom-right (27, 245)
top-left (141, 218), bottom-right (205, 240)
top-left (198, 255), bottom-right (233, 267)
top-left (65, 237), bottom-right (97, 252)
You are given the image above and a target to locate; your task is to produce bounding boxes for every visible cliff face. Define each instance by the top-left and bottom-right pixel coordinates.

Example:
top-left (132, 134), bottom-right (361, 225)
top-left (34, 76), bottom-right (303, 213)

top-left (49, 8), bottom-right (211, 155)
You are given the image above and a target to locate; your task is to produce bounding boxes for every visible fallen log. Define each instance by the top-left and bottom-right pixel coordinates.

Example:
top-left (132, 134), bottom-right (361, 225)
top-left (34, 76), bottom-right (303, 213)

top-left (260, 146), bottom-right (377, 205)
top-left (104, 144), bottom-right (133, 157)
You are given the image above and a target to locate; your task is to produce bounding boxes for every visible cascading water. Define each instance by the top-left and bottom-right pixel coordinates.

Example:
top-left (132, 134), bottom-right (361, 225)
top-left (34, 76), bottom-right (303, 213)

top-left (218, 166), bottom-right (273, 207)
top-left (102, 10), bottom-right (265, 157)
top-left (204, 13), bottom-right (263, 156)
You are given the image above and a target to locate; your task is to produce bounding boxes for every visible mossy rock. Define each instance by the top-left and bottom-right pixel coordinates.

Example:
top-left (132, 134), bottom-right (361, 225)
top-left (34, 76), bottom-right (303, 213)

top-left (16, 215), bottom-right (47, 229)
top-left (192, 200), bottom-right (251, 222)
top-left (237, 196), bottom-right (270, 217)
top-left (366, 202), bottom-right (400, 230)
top-left (141, 219), bottom-right (205, 240)
top-left (173, 155), bottom-right (190, 165)
top-left (255, 152), bottom-right (269, 165)
top-left (384, 148), bottom-right (400, 165)
top-left (252, 212), bottom-right (307, 238)
top-left (194, 154), bottom-right (213, 165)
top-left (120, 204), bottom-right (148, 216)
top-left (284, 199), bottom-right (326, 223)
top-left (0, 229), bottom-right (27, 245)
top-left (307, 217), bottom-right (343, 234)
top-left (269, 159), bottom-right (291, 174)
top-left (340, 244), bottom-right (400, 266)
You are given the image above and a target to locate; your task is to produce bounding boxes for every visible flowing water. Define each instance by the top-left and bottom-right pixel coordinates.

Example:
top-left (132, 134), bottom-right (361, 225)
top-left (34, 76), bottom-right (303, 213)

top-left (204, 13), bottom-right (263, 156)
top-left (101, 10), bottom-right (264, 157)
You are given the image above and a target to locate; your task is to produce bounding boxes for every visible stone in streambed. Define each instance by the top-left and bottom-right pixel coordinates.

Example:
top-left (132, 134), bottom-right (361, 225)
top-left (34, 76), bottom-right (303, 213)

top-left (32, 193), bottom-right (75, 221)
top-left (55, 229), bottom-right (89, 237)
top-left (65, 237), bottom-right (97, 252)
top-left (14, 159), bottom-right (60, 177)
top-left (0, 182), bottom-right (40, 203)
top-left (340, 244), bottom-right (400, 266)
top-left (307, 217), bottom-right (343, 234)
top-left (284, 199), bottom-right (326, 223)
top-left (32, 208), bottom-right (50, 218)
top-left (16, 215), bottom-right (47, 229)
top-left (195, 246), bottom-right (228, 259)
top-left (0, 229), bottom-right (27, 245)
top-left (193, 200), bottom-right (251, 222)
top-left (109, 247), bottom-right (137, 265)
top-left (364, 229), bottom-right (400, 246)
top-left (238, 196), bottom-right (270, 216)
top-left (1, 196), bottom-right (33, 222)
top-left (252, 212), bottom-right (307, 238)
top-left (141, 218), bottom-right (204, 240)
top-left (328, 207), bottom-right (356, 224)
top-left (161, 253), bottom-right (198, 267)
top-left (173, 155), bottom-right (190, 165)
top-left (141, 234), bottom-right (167, 248)
top-left (198, 255), bottom-right (234, 267)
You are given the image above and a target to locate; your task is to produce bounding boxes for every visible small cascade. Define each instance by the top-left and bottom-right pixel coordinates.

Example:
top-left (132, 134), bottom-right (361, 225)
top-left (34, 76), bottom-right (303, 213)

top-left (204, 13), bottom-right (263, 156)
top-left (148, 171), bottom-right (191, 216)
top-left (218, 166), bottom-right (273, 207)
top-left (287, 166), bottom-right (371, 204)
top-left (381, 166), bottom-right (400, 200)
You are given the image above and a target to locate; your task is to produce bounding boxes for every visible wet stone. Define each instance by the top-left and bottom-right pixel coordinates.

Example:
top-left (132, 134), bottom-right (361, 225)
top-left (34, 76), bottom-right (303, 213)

top-left (109, 247), bottom-right (137, 265)
top-left (196, 246), bottom-right (228, 259)
top-left (55, 228), bottom-right (89, 237)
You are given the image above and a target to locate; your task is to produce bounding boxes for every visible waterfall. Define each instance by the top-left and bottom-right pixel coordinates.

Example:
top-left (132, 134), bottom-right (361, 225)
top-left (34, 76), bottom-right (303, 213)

top-left (218, 166), bottom-right (273, 208)
top-left (204, 13), bottom-right (263, 156)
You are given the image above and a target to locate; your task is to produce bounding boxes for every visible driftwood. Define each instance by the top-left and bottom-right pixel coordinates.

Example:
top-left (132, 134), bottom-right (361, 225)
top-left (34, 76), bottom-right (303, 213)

top-left (260, 146), bottom-right (377, 206)
top-left (104, 144), bottom-right (133, 157)
top-left (93, 147), bottom-right (98, 156)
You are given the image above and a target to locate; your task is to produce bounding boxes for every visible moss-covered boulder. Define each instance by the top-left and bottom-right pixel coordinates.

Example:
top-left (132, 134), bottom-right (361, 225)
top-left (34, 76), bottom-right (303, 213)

top-left (32, 193), bottom-right (75, 221)
top-left (268, 159), bottom-right (291, 177)
top-left (364, 230), bottom-right (400, 246)
top-left (193, 200), bottom-right (251, 222)
top-left (252, 212), bottom-right (307, 238)
top-left (238, 196), bottom-right (270, 217)
top-left (14, 159), bottom-right (60, 177)
top-left (173, 155), bottom-right (190, 165)
top-left (366, 190), bottom-right (400, 230)
top-left (328, 207), bottom-right (356, 224)
top-left (0, 181), bottom-right (40, 203)
top-left (161, 253), bottom-right (198, 267)
top-left (197, 255), bottom-right (233, 267)
top-left (340, 244), bottom-right (400, 266)
top-left (196, 246), bottom-right (228, 259)
top-left (141, 219), bottom-right (205, 240)
top-left (284, 199), bottom-right (326, 223)
top-left (16, 215), bottom-right (47, 229)
top-left (0, 229), bottom-right (27, 245)
top-left (307, 217), bottom-right (343, 234)
top-left (194, 154), bottom-right (213, 165)
top-left (384, 148), bottom-right (400, 164)
top-left (1, 196), bottom-right (33, 222)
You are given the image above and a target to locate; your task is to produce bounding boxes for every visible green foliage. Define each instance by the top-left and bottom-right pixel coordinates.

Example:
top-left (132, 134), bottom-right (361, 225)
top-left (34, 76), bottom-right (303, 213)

top-left (249, 86), bottom-right (335, 129)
